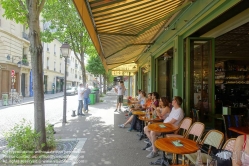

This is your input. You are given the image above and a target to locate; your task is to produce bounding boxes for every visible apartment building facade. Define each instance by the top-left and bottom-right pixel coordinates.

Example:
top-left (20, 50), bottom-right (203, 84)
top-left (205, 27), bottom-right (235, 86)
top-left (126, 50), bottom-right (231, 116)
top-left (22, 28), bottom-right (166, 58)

top-left (0, 5), bottom-right (83, 98)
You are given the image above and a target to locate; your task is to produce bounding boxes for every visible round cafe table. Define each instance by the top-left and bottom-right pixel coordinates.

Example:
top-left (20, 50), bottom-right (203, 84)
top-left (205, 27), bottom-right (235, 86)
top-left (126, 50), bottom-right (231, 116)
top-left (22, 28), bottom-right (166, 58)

top-left (132, 110), bottom-right (146, 116)
top-left (155, 137), bottom-right (199, 165)
top-left (148, 123), bottom-right (179, 166)
top-left (148, 122), bottom-right (179, 135)
top-left (139, 115), bottom-right (163, 123)
top-left (138, 116), bottom-right (163, 140)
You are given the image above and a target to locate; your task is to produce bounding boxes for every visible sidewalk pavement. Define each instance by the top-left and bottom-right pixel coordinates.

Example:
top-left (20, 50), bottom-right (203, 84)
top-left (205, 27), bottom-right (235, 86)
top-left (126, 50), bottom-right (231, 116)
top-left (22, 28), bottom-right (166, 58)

top-left (0, 92), bottom-right (64, 108)
top-left (52, 91), bottom-right (162, 166)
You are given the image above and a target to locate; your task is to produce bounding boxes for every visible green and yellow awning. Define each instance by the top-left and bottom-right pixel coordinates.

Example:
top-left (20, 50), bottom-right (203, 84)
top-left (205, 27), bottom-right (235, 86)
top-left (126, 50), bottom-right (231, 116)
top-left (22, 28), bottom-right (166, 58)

top-left (73, 0), bottom-right (191, 71)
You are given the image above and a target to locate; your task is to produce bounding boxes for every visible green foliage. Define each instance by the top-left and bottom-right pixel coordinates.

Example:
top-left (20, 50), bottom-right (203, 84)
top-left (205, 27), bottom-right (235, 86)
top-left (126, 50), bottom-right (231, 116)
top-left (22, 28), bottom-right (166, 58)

top-left (3, 119), bottom-right (55, 164)
top-left (106, 70), bottom-right (114, 85)
top-left (86, 55), bottom-right (106, 76)
top-left (41, 0), bottom-right (95, 57)
top-left (0, 0), bottom-right (28, 25)
top-left (46, 124), bottom-right (56, 149)
top-left (41, 0), bottom-right (96, 85)
top-left (4, 119), bottom-right (40, 152)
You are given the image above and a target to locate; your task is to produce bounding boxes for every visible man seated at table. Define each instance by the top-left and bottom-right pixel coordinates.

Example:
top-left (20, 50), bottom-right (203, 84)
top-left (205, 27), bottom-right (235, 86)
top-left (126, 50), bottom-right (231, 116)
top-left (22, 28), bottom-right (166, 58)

top-left (144, 96), bottom-right (184, 158)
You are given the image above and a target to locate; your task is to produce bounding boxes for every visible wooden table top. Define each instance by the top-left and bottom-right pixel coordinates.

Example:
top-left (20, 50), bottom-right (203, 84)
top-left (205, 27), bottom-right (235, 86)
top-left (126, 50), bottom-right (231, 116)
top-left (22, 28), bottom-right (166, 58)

top-left (132, 111), bottom-right (146, 116)
top-left (139, 115), bottom-right (163, 122)
top-left (155, 137), bottom-right (199, 154)
top-left (148, 123), bottom-right (179, 133)
top-left (229, 127), bottom-right (249, 135)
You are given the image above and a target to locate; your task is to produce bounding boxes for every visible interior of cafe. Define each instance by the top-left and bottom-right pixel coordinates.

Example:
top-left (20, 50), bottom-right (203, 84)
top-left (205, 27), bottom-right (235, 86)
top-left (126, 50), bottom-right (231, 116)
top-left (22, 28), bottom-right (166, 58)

top-left (188, 21), bottom-right (249, 132)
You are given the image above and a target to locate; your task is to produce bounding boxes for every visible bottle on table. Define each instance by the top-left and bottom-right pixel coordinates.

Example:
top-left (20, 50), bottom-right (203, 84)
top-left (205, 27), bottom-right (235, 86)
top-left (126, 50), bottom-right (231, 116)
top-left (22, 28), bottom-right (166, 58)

top-left (195, 150), bottom-right (204, 166)
top-left (153, 109), bottom-right (157, 119)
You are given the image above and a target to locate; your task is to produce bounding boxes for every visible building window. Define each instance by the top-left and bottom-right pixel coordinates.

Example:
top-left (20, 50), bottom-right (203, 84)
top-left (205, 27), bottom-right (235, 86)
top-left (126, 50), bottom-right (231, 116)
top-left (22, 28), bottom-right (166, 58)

top-left (54, 44), bottom-right (56, 55)
top-left (47, 57), bottom-right (49, 69)
top-left (47, 43), bottom-right (49, 52)
top-left (54, 62), bottom-right (56, 71)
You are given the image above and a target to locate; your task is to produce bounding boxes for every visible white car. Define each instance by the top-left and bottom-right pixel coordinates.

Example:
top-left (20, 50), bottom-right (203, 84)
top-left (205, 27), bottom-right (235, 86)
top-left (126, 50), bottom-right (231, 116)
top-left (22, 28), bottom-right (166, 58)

top-left (66, 87), bottom-right (77, 95)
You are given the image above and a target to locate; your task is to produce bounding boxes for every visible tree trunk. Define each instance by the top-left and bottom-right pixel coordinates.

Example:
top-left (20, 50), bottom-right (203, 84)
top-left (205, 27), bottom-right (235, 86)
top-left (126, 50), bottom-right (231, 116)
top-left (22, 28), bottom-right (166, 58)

top-left (28, 0), bottom-right (46, 150)
top-left (103, 74), bottom-right (107, 94)
top-left (80, 52), bottom-right (86, 86)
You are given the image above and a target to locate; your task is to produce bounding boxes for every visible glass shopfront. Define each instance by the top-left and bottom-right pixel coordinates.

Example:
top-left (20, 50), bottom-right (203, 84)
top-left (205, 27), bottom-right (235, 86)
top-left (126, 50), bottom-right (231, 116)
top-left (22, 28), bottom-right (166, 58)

top-left (186, 38), bottom-right (215, 124)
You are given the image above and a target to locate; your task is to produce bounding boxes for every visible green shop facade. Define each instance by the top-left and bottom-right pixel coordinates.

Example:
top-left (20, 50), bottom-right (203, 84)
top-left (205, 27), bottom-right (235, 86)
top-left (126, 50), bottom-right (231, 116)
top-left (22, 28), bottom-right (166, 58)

top-left (74, 0), bottom-right (249, 128)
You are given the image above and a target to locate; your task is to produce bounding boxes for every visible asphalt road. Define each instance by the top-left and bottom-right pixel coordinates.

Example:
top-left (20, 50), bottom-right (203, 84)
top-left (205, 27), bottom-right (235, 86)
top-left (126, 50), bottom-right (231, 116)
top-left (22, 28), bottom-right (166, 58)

top-left (0, 95), bottom-right (78, 138)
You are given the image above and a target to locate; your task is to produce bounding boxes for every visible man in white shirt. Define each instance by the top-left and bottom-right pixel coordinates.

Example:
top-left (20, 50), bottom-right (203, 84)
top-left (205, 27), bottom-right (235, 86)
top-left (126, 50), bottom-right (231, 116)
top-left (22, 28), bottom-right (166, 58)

top-left (77, 84), bottom-right (85, 116)
top-left (114, 81), bottom-right (126, 112)
top-left (145, 96), bottom-right (184, 158)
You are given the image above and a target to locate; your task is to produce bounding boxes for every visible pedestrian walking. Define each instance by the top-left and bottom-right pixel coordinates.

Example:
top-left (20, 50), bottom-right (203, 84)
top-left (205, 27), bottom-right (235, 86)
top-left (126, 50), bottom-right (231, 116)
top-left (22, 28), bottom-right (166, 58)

top-left (77, 84), bottom-right (85, 116)
top-left (83, 84), bottom-right (91, 113)
top-left (114, 81), bottom-right (126, 112)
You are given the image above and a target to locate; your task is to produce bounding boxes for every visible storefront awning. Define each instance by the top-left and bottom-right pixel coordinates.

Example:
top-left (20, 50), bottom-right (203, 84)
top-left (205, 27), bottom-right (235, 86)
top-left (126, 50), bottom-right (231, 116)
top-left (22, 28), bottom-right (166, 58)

top-left (72, 0), bottom-right (191, 71)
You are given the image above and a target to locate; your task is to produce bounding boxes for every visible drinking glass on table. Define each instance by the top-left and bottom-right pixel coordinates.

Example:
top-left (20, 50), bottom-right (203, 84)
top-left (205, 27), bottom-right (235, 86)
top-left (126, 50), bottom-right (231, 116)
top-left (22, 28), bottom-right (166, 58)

top-left (206, 158), bottom-right (217, 166)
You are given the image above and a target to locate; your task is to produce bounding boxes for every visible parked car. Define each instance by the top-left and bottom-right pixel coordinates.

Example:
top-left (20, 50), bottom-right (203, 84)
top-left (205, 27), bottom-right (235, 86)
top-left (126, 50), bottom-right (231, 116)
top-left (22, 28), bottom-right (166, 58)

top-left (66, 87), bottom-right (77, 95)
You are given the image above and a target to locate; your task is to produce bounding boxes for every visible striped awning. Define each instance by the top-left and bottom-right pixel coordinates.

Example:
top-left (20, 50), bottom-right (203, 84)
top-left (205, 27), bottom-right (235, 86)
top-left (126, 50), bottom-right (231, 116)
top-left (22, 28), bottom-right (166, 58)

top-left (73, 0), bottom-right (191, 71)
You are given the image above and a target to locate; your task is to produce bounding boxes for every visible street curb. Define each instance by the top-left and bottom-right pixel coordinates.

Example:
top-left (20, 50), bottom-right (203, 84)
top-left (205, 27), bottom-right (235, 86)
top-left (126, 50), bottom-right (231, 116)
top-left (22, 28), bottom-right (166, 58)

top-left (0, 95), bottom-right (64, 109)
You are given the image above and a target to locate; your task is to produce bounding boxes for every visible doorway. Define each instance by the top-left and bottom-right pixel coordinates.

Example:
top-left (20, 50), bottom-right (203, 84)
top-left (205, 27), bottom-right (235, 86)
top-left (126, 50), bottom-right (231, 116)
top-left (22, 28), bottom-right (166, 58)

top-left (157, 49), bottom-right (173, 100)
top-left (21, 73), bottom-right (25, 97)
top-left (186, 38), bottom-right (215, 124)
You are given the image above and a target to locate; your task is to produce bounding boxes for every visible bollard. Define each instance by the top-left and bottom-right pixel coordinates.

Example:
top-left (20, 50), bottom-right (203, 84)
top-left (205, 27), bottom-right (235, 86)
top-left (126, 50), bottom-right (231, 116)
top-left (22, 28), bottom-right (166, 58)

top-left (71, 110), bottom-right (76, 117)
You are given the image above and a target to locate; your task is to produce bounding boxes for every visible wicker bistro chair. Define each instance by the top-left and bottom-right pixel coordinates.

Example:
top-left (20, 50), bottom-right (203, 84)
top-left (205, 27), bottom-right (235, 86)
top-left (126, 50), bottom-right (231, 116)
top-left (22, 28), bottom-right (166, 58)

top-left (167, 122), bottom-right (205, 164)
top-left (222, 138), bottom-right (236, 151)
top-left (185, 130), bottom-right (224, 165)
top-left (169, 117), bottom-right (192, 136)
top-left (167, 122), bottom-right (205, 142)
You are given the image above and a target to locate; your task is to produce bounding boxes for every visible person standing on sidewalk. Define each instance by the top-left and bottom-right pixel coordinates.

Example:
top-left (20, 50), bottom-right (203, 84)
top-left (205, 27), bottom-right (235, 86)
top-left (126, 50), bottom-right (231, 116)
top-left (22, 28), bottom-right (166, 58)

top-left (114, 81), bottom-right (126, 112)
top-left (83, 84), bottom-right (91, 113)
top-left (77, 84), bottom-right (85, 116)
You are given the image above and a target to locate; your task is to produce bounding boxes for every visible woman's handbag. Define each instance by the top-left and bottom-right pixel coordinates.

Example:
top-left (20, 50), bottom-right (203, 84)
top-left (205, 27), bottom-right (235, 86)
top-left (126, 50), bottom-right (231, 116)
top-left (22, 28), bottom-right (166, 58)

top-left (211, 149), bottom-right (232, 166)
top-left (200, 144), bottom-right (232, 166)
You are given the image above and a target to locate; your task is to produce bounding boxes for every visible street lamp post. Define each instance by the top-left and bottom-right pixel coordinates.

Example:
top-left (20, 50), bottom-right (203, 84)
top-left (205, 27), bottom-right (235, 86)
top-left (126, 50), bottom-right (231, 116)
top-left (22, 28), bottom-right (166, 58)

top-left (60, 43), bottom-right (71, 124)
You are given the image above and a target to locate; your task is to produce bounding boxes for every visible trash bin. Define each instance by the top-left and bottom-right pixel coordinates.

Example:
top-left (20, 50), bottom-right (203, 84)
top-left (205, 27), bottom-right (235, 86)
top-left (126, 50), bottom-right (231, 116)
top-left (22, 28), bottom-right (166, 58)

top-left (92, 88), bottom-right (100, 103)
top-left (2, 93), bottom-right (8, 106)
top-left (89, 93), bottom-right (96, 105)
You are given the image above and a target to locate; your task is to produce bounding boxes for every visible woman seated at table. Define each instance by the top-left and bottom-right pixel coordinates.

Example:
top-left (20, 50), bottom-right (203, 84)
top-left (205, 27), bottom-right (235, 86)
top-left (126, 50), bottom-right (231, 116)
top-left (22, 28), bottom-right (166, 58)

top-left (144, 96), bottom-right (184, 158)
top-left (232, 134), bottom-right (249, 166)
top-left (118, 91), bottom-right (149, 128)
top-left (152, 96), bottom-right (171, 120)
top-left (126, 92), bottom-right (159, 132)
top-left (129, 89), bottom-right (142, 103)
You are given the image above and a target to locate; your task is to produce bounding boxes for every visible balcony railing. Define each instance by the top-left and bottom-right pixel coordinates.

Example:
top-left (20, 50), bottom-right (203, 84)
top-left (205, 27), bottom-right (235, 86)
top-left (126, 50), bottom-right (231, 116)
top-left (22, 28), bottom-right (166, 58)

top-left (22, 32), bottom-right (29, 41)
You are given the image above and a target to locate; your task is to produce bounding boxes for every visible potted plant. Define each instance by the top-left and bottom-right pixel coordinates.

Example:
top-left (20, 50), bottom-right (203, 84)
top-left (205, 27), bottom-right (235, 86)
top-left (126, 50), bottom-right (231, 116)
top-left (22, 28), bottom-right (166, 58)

top-left (22, 59), bottom-right (29, 66)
